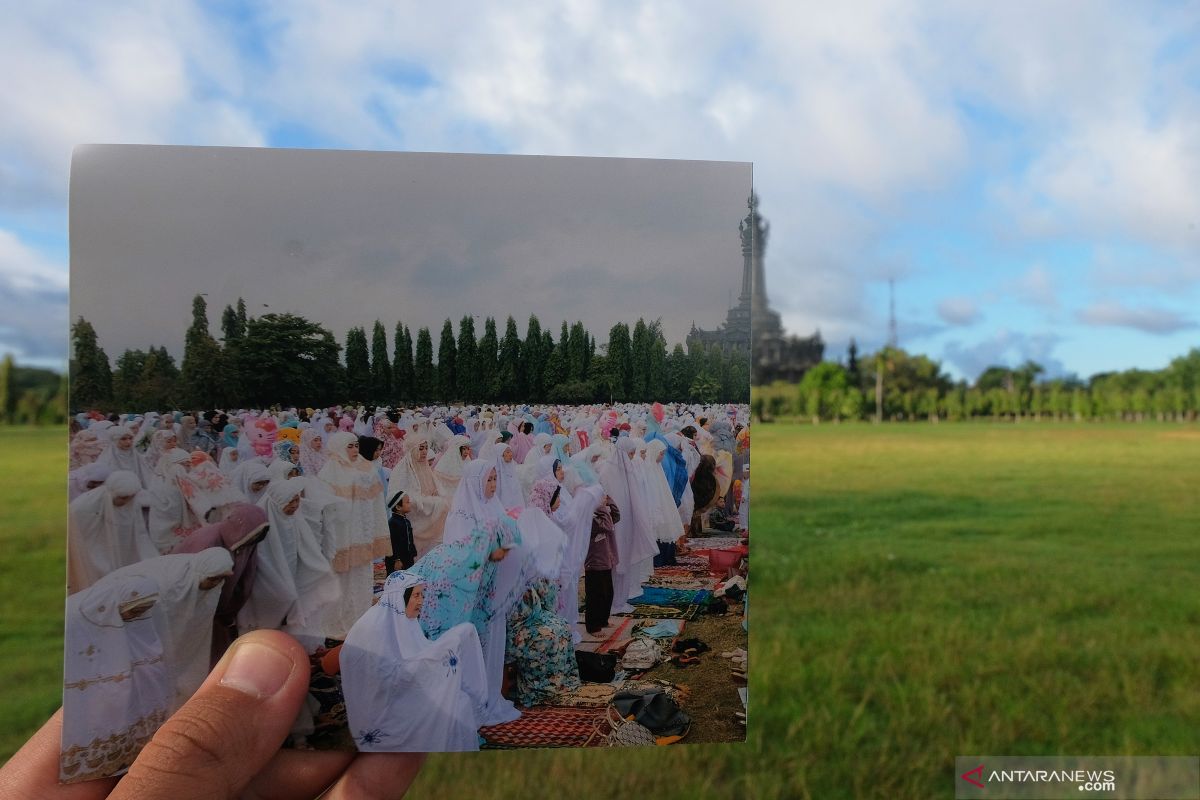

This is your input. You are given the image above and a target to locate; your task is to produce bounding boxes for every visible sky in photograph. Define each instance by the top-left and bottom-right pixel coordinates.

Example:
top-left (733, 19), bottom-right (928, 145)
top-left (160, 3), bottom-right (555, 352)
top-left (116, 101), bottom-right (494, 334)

top-left (69, 145), bottom-right (749, 358)
top-left (2, 2), bottom-right (1198, 381)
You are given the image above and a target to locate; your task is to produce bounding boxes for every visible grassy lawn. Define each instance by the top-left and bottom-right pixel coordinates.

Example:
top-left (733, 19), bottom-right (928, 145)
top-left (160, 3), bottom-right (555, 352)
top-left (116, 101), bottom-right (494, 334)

top-left (2, 423), bottom-right (1196, 798)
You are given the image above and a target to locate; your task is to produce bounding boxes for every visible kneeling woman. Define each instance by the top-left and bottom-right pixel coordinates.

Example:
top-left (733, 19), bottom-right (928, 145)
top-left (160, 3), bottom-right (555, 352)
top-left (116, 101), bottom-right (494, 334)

top-left (341, 570), bottom-right (487, 752)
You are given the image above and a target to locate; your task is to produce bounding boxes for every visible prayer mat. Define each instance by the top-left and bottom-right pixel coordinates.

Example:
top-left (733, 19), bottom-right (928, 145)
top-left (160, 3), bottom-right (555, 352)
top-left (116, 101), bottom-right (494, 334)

top-left (553, 683), bottom-right (618, 708)
top-left (574, 617), bottom-right (635, 654)
top-left (674, 554), bottom-right (710, 570)
top-left (645, 574), bottom-right (715, 590)
top-left (479, 706), bottom-right (608, 749)
top-left (654, 564), bottom-right (711, 578)
top-left (596, 617), bottom-right (636, 654)
top-left (372, 559), bottom-right (386, 595)
top-left (630, 603), bottom-right (702, 620)
top-left (687, 535), bottom-right (744, 550)
top-left (628, 587), bottom-right (713, 607)
top-left (634, 619), bottom-right (684, 639)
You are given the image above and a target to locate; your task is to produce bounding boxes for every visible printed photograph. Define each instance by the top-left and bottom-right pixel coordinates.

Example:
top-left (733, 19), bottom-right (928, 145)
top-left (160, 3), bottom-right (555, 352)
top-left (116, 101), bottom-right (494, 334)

top-left (63, 145), bottom-right (752, 780)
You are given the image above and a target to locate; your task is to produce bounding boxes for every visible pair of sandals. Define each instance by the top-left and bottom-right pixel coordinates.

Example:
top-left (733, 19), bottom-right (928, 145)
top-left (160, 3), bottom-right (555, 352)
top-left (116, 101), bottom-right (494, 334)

top-left (669, 638), bottom-right (710, 667)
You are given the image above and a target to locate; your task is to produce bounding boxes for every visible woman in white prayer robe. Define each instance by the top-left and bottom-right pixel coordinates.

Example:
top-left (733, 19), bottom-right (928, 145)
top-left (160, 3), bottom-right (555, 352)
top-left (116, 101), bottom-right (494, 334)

top-left (341, 570), bottom-right (487, 753)
top-left (599, 437), bottom-right (659, 616)
top-left (68, 462), bottom-right (112, 503)
top-left (432, 434), bottom-right (472, 498)
top-left (492, 442), bottom-right (525, 511)
top-left (239, 478), bottom-right (339, 636)
top-left (145, 448), bottom-right (203, 554)
top-left (60, 575), bottom-right (168, 783)
top-left (643, 439), bottom-right (686, 544)
top-left (68, 470), bottom-right (159, 593)
top-left (317, 432), bottom-right (390, 640)
top-left (95, 425), bottom-right (153, 489)
top-left (386, 435), bottom-right (450, 558)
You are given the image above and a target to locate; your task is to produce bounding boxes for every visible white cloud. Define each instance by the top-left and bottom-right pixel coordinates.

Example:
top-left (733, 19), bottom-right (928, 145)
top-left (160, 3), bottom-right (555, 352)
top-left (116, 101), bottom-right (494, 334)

top-left (1012, 263), bottom-right (1057, 308)
top-left (1076, 301), bottom-right (1195, 335)
top-left (0, 2), bottom-right (264, 210)
top-left (0, 228), bottom-right (68, 362)
top-left (936, 296), bottom-right (980, 325)
top-left (942, 330), bottom-right (1067, 382)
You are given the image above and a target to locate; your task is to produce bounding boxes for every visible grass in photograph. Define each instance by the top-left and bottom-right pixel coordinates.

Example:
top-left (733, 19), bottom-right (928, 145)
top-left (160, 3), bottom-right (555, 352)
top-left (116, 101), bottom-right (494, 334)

top-left (2, 423), bottom-right (1197, 798)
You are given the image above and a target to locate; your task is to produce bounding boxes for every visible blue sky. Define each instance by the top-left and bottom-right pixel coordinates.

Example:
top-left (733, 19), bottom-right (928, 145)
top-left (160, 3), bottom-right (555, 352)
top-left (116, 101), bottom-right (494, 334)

top-left (1, 1), bottom-right (1197, 382)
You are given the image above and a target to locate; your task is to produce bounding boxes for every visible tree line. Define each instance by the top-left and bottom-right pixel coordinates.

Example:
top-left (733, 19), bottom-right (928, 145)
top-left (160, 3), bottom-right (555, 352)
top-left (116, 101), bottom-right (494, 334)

top-left (752, 341), bottom-right (1200, 423)
top-left (0, 353), bottom-right (67, 425)
top-left (68, 295), bottom-right (751, 412)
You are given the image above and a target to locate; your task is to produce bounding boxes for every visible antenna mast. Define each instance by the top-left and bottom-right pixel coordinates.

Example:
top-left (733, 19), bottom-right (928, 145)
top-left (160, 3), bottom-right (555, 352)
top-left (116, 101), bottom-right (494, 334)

top-left (887, 278), bottom-right (898, 348)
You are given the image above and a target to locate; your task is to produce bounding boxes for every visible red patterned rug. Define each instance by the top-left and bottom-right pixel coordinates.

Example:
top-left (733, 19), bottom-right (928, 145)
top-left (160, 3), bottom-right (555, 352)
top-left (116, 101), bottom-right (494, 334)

top-left (479, 705), bottom-right (608, 749)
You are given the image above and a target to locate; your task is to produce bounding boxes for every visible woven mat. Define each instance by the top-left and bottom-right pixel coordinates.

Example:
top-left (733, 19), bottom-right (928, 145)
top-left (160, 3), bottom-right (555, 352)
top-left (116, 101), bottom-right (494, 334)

top-left (645, 574), bottom-right (715, 590)
top-left (574, 617), bottom-right (635, 653)
top-left (553, 683), bottom-right (618, 708)
top-left (673, 554), bottom-right (710, 570)
top-left (479, 705), bottom-right (608, 749)
top-left (688, 536), bottom-right (745, 550)
top-left (653, 564), bottom-right (711, 578)
top-left (629, 603), bottom-right (702, 620)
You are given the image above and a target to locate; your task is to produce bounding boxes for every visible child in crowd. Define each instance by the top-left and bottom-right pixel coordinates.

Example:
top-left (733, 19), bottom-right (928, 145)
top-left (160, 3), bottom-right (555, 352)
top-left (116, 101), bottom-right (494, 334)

top-left (583, 494), bottom-right (620, 634)
top-left (385, 491), bottom-right (417, 574)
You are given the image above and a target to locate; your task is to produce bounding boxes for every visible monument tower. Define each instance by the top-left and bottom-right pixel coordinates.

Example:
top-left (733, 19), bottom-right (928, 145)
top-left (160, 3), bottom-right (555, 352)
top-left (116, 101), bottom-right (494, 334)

top-left (687, 193), bottom-right (824, 384)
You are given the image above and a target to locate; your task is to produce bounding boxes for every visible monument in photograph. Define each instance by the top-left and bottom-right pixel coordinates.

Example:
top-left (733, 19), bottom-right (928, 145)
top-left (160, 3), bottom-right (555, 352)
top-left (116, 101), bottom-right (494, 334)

top-left (687, 194), bottom-right (823, 385)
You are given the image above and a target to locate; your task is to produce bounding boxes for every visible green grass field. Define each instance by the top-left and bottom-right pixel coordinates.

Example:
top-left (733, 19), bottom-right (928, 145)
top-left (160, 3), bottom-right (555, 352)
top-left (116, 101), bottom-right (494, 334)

top-left (2, 423), bottom-right (1197, 798)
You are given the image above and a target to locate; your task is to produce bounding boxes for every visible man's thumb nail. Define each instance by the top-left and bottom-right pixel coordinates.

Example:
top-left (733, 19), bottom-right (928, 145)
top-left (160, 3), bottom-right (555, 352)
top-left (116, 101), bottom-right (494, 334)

top-left (220, 640), bottom-right (295, 698)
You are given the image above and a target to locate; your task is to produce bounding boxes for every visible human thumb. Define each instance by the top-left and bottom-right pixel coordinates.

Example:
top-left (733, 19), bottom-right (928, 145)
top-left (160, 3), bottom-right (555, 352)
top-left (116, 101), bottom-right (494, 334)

top-left (110, 629), bottom-right (311, 800)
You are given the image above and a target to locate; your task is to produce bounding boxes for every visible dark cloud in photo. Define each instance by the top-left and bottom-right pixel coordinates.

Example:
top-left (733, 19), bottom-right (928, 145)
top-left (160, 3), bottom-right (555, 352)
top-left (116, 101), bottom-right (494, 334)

top-left (70, 146), bottom-right (751, 359)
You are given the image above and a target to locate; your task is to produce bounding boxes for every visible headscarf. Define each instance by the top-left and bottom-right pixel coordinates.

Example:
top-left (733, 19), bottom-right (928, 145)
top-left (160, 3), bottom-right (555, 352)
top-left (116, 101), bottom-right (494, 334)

top-left (374, 418), bottom-right (406, 470)
top-left (526, 433), bottom-right (554, 465)
top-left (96, 425), bottom-right (151, 488)
top-left (180, 451), bottom-right (244, 519)
top-left (239, 478), bottom-right (337, 634)
top-left (299, 428), bottom-right (328, 477)
top-left (319, 431), bottom-right (385, 502)
top-left (550, 433), bottom-right (571, 465)
top-left (235, 460), bottom-right (272, 504)
top-left (69, 429), bottom-right (105, 470)
top-left (527, 478), bottom-right (560, 517)
top-left (68, 462), bottom-right (113, 503)
top-left (272, 439), bottom-right (297, 465)
top-left (433, 434), bottom-right (472, 478)
top-left (67, 470), bottom-right (158, 593)
top-left (441, 460), bottom-right (510, 547)
top-left (145, 429), bottom-right (178, 472)
top-left (492, 443), bottom-right (524, 510)
top-left (221, 424), bottom-right (239, 450)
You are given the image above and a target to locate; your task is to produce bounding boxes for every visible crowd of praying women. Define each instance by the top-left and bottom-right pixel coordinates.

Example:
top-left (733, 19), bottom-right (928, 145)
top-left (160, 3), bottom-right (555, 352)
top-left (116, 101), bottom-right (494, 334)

top-left (63, 402), bottom-right (749, 775)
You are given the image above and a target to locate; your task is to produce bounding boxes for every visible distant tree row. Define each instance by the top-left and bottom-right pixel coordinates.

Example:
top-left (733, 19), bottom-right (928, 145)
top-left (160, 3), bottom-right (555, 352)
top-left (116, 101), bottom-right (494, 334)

top-left (0, 353), bottom-right (67, 425)
top-left (68, 295), bottom-right (750, 411)
top-left (753, 345), bottom-right (1200, 423)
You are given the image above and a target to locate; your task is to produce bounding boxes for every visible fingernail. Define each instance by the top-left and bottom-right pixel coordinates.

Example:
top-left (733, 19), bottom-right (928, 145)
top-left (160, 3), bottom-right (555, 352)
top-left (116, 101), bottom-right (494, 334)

top-left (219, 641), bottom-right (294, 699)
